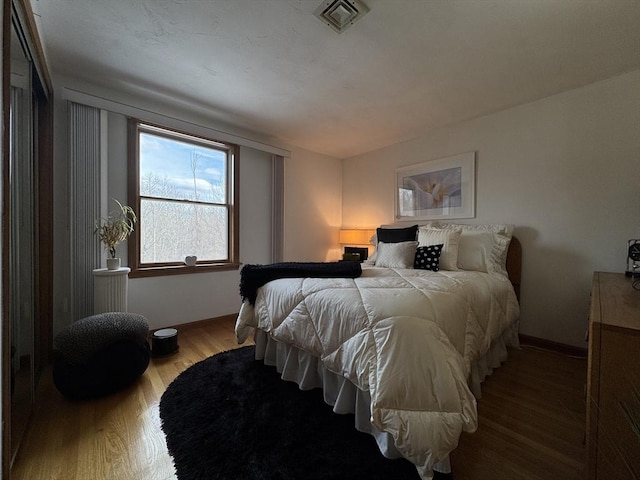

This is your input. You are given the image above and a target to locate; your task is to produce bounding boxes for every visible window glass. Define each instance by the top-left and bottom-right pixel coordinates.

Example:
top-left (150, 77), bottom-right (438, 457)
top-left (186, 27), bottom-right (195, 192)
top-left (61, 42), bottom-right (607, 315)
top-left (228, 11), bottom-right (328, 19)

top-left (140, 199), bottom-right (228, 263)
top-left (130, 120), bottom-right (238, 274)
top-left (139, 132), bottom-right (227, 203)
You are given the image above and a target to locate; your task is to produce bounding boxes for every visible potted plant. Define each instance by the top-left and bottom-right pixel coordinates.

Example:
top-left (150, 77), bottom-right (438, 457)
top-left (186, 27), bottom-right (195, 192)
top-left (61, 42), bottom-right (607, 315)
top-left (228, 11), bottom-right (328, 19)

top-left (95, 200), bottom-right (137, 270)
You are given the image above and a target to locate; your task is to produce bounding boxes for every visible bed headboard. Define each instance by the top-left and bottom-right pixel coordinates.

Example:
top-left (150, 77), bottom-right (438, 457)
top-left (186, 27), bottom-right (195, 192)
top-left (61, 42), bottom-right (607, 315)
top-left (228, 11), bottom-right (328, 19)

top-left (506, 236), bottom-right (522, 301)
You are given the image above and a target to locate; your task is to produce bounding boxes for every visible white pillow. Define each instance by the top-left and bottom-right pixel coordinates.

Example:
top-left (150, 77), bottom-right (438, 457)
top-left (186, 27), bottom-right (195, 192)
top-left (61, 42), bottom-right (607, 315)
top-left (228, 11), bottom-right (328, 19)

top-left (455, 230), bottom-right (494, 272)
top-left (436, 223), bottom-right (513, 237)
top-left (367, 223), bottom-right (423, 265)
top-left (435, 223), bottom-right (514, 276)
top-left (374, 241), bottom-right (418, 268)
top-left (417, 227), bottom-right (461, 271)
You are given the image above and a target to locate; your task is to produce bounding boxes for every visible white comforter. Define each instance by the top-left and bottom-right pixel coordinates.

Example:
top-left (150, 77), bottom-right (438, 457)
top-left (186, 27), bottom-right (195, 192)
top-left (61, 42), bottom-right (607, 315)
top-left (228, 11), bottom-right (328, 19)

top-left (235, 267), bottom-right (520, 478)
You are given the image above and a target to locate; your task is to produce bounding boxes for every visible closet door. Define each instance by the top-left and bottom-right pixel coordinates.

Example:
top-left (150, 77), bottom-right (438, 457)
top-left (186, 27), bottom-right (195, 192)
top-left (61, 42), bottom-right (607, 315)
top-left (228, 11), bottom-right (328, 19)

top-left (2, 0), bottom-right (53, 474)
top-left (8, 13), bottom-right (36, 462)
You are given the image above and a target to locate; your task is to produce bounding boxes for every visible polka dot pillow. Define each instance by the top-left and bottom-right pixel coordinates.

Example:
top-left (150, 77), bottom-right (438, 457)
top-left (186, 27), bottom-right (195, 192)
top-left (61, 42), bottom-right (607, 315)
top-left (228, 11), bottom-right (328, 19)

top-left (414, 244), bottom-right (444, 271)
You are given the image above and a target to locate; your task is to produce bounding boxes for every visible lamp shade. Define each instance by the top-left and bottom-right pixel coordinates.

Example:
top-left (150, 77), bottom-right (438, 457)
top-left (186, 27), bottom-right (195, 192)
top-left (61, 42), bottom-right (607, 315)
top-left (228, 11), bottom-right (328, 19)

top-left (339, 229), bottom-right (375, 245)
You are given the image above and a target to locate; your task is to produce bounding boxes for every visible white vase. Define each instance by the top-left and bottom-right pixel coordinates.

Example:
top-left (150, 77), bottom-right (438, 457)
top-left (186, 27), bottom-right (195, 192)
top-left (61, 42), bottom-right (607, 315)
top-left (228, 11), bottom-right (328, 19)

top-left (106, 258), bottom-right (121, 270)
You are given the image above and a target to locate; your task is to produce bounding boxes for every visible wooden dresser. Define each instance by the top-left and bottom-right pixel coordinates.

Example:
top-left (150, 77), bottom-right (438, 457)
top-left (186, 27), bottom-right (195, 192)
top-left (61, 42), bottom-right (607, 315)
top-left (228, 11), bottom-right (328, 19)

top-left (586, 272), bottom-right (640, 479)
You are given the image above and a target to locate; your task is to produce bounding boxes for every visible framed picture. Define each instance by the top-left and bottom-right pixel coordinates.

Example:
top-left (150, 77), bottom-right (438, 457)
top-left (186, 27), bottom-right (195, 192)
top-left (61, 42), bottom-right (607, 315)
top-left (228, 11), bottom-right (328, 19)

top-left (395, 152), bottom-right (475, 221)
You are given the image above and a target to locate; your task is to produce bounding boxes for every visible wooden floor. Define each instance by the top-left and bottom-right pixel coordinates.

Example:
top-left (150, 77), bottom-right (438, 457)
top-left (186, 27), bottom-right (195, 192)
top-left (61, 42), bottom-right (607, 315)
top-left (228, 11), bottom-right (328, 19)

top-left (451, 345), bottom-right (587, 480)
top-left (11, 317), bottom-right (587, 480)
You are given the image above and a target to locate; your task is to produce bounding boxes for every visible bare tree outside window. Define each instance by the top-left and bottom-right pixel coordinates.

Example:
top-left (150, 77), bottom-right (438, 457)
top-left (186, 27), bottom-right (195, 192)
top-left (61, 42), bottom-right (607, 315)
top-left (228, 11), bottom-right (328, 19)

top-left (130, 120), bottom-right (238, 272)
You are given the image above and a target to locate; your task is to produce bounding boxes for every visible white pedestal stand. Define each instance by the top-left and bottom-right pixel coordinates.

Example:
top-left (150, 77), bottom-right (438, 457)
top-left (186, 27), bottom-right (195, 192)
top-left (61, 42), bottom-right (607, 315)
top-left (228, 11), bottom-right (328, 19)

top-left (92, 267), bottom-right (131, 314)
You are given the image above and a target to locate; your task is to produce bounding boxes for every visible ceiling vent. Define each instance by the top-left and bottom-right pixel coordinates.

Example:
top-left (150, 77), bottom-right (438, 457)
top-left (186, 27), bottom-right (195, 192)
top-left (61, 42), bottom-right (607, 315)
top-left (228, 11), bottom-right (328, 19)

top-left (314, 0), bottom-right (369, 34)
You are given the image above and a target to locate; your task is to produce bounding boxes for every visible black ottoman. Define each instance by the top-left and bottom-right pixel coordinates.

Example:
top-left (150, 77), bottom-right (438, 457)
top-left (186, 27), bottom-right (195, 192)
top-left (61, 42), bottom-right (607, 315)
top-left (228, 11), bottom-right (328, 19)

top-left (52, 312), bottom-right (151, 399)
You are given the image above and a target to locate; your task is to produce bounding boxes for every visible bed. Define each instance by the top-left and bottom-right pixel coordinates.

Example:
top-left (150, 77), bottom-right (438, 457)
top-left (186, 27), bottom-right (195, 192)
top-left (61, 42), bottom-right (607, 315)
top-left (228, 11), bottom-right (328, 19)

top-left (235, 223), bottom-right (521, 479)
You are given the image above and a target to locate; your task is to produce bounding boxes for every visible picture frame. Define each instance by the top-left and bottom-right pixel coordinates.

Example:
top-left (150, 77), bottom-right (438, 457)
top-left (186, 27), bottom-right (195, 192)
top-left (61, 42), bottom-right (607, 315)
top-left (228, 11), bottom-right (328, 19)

top-left (395, 151), bottom-right (476, 221)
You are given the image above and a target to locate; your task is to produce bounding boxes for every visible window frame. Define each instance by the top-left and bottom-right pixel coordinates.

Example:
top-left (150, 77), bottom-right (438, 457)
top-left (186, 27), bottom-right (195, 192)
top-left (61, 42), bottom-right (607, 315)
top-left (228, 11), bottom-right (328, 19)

top-left (127, 118), bottom-right (240, 278)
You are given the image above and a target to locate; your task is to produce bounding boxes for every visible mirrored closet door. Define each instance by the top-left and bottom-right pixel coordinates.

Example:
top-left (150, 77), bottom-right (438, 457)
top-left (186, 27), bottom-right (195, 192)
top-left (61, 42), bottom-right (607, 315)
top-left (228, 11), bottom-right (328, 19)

top-left (9, 10), bottom-right (36, 461)
top-left (2, 0), bottom-right (54, 475)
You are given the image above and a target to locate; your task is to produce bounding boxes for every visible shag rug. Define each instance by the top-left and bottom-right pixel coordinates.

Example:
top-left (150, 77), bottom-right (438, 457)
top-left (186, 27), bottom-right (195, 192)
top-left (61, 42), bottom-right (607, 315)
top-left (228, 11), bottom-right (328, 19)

top-left (159, 345), bottom-right (441, 480)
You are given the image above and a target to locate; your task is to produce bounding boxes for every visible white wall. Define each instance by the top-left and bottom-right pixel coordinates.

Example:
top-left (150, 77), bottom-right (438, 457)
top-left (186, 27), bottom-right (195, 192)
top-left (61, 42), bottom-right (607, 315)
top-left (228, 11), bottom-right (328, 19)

top-left (52, 78), bottom-right (289, 333)
top-left (283, 146), bottom-right (343, 262)
top-left (51, 77), bottom-right (345, 333)
top-left (342, 70), bottom-right (640, 348)
top-left (128, 143), bottom-right (345, 327)
top-left (126, 143), bottom-right (274, 330)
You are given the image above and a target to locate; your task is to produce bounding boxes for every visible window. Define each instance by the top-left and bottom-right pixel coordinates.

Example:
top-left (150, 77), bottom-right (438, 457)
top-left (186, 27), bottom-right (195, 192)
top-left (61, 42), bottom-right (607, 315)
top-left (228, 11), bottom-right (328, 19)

top-left (128, 119), bottom-right (239, 276)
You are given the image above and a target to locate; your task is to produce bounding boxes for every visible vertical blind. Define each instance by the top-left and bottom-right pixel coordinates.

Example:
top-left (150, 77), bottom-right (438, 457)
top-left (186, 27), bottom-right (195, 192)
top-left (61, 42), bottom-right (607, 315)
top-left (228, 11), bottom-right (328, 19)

top-left (69, 102), bottom-right (102, 320)
top-left (271, 154), bottom-right (284, 263)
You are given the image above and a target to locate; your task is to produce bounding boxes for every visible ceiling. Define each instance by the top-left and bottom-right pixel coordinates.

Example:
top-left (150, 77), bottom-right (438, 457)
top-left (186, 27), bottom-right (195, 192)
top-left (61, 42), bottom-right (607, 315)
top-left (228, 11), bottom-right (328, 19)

top-left (32, 0), bottom-right (640, 158)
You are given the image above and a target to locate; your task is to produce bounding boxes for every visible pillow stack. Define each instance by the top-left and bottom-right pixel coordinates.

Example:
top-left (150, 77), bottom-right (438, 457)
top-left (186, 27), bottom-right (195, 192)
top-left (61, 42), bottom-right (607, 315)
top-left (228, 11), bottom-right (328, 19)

top-left (416, 227), bottom-right (460, 271)
top-left (369, 224), bottom-right (444, 271)
top-left (373, 224), bottom-right (420, 269)
top-left (367, 222), bottom-right (514, 277)
top-left (433, 223), bottom-right (514, 277)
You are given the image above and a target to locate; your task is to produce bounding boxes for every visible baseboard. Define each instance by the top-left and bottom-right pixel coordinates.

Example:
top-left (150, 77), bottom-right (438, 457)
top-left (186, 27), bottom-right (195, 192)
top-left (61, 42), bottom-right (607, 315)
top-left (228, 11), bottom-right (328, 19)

top-left (157, 314), bottom-right (238, 334)
top-left (518, 334), bottom-right (587, 358)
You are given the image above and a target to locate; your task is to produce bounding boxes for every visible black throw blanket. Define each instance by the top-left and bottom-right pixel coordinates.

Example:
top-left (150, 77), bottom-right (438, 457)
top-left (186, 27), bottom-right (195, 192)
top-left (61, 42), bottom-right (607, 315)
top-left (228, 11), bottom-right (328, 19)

top-left (240, 261), bottom-right (362, 306)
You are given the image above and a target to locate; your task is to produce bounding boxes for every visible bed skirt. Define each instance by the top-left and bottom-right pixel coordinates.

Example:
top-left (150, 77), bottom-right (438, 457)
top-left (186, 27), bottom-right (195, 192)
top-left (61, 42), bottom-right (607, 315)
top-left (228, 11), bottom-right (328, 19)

top-left (253, 319), bottom-right (519, 476)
